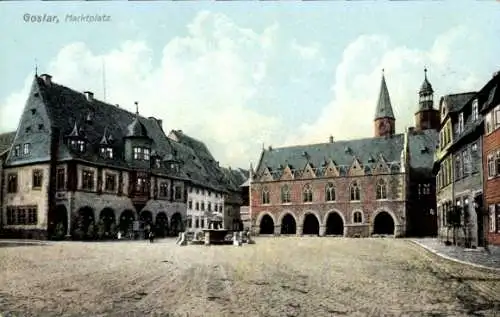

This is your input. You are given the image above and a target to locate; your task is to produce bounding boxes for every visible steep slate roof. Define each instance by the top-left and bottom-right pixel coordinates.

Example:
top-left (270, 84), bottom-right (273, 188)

top-left (5, 75), bottom-right (224, 186)
top-left (255, 131), bottom-right (439, 179)
top-left (220, 167), bottom-right (248, 192)
top-left (256, 135), bottom-right (405, 178)
top-left (408, 129), bottom-right (439, 172)
top-left (440, 92), bottom-right (476, 114)
top-left (0, 131), bottom-right (16, 155)
top-left (479, 71), bottom-right (500, 114)
top-left (374, 73), bottom-right (395, 120)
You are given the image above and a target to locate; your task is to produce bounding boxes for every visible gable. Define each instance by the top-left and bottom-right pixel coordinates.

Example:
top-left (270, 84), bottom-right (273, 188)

top-left (324, 160), bottom-right (339, 177)
top-left (259, 167), bottom-right (274, 182)
top-left (301, 163), bottom-right (316, 179)
top-left (6, 78), bottom-right (53, 166)
top-left (280, 165), bottom-right (294, 180)
top-left (348, 157), bottom-right (364, 176)
top-left (373, 155), bottom-right (390, 174)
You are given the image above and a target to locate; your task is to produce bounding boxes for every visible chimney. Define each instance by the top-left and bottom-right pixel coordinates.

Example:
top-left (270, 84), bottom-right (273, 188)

top-left (329, 135), bottom-right (334, 143)
top-left (407, 126), bottom-right (415, 134)
top-left (40, 74), bottom-right (52, 86)
top-left (268, 145), bottom-right (273, 151)
top-left (115, 104), bottom-right (120, 108)
top-left (83, 91), bottom-right (94, 102)
top-left (493, 70), bottom-right (500, 78)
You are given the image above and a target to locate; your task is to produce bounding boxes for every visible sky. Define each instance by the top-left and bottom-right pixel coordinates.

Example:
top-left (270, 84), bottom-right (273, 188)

top-left (0, 2), bottom-right (499, 169)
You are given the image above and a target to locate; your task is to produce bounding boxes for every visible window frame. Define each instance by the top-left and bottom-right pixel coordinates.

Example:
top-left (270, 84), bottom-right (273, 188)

top-left (281, 184), bottom-right (291, 203)
top-left (303, 184), bottom-right (313, 203)
top-left (349, 181), bottom-right (361, 201)
top-left (82, 170), bottom-right (95, 191)
top-left (376, 179), bottom-right (387, 200)
top-left (32, 169), bottom-right (43, 189)
top-left (325, 182), bottom-right (336, 202)
top-left (104, 173), bottom-right (117, 192)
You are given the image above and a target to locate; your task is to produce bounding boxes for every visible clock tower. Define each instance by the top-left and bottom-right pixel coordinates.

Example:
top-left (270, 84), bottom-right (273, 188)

top-left (374, 70), bottom-right (396, 137)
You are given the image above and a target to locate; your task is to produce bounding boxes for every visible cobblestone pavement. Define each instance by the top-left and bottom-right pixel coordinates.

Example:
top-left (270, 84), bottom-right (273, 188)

top-left (412, 238), bottom-right (500, 270)
top-left (0, 237), bottom-right (500, 317)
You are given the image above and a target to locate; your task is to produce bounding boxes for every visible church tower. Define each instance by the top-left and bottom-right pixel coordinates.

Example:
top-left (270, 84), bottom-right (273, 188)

top-left (414, 68), bottom-right (440, 131)
top-left (374, 70), bottom-right (396, 137)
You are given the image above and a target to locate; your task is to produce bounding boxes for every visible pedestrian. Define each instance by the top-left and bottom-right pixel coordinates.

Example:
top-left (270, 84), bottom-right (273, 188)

top-left (149, 230), bottom-right (155, 243)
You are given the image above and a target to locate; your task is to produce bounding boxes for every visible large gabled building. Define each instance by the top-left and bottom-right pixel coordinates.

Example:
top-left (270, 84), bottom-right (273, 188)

top-left (250, 70), bottom-right (440, 238)
top-left (0, 73), bottom-right (230, 240)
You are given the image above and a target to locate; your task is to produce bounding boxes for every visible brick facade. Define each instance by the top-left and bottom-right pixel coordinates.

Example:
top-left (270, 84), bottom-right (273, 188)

top-left (484, 126), bottom-right (500, 245)
top-left (250, 173), bottom-right (407, 237)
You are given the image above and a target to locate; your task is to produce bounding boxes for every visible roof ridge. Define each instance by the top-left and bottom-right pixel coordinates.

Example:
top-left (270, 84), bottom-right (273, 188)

top-left (51, 80), bottom-right (154, 122)
top-left (268, 133), bottom-right (405, 151)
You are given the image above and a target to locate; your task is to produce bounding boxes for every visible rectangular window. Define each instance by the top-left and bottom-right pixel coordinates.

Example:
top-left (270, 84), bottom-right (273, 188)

top-left (496, 204), bottom-right (500, 233)
top-left (23, 143), bottom-right (30, 155)
top-left (472, 99), bottom-right (479, 121)
top-left (208, 202), bottom-right (212, 212)
top-left (201, 202), bottom-right (205, 211)
top-left (133, 147), bottom-right (141, 160)
top-left (488, 154), bottom-right (496, 178)
top-left (32, 169), bottom-right (43, 189)
top-left (188, 200), bottom-right (193, 210)
top-left (56, 168), bottom-right (65, 190)
top-left (490, 205), bottom-right (497, 233)
top-left (495, 105), bottom-right (500, 129)
top-left (486, 112), bottom-right (494, 134)
top-left (7, 173), bottom-right (18, 193)
top-left (82, 170), bottom-right (95, 190)
top-left (496, 151), bottom-right (500, 177)
top-left (462, 149), bottom-right (470, 177)
top-left (455, 154), bottom-right (462, 180)
top-left (458, 113), bottom-right (464, 134)
top-left (104, 173), bottom-right (116, 192)
top-left (133, 147), bottom-right (150, 161)
top-left (13, 145), bottom-right (20, 157)
top-left (100, 147), bottom-right (113, 159)
top-left (135, 176), bottom-right (148, 194)
top-left (5, 205), bottom-right (38, 225)
top-left (195, 202), bottom-right (199, 211)
top-left (174, 184), bottom-right (183, 200)
top-left (159, 182), bottom-right (169, 197)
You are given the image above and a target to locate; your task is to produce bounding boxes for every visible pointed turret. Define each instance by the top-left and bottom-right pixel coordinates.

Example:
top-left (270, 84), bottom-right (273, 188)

top-left (373, 70), bottom-right (396, 137)
top-left (374, 70), bottom-right (395, 120)
top-left (415, 68), bottom-right (440, 131)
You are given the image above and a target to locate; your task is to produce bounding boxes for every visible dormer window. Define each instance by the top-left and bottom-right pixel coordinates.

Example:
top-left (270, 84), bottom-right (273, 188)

top-left (100, 147), bottom-right (113, 159)
top-left (155, 158), bottom-right (161, 168)
top-left (13, 145), bottom-right (20, 157)
top-left (23, 143), bottom-right (31, 156)
top-left (70, 139), bottom-right (86, 153)
top-left (472, 99), bottom-right (479, 121)
top-left (133, 147), bottom-right (150, 161)
top-left (458, 113), bottom-right (464, 134)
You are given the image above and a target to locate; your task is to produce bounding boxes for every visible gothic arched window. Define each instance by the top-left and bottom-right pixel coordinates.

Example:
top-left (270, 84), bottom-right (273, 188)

top-left (349, 181), bottom-right (360, 201)
top-left (353, 211), bottom-right (363, 223)
top-left (262, 186), bottom-right (270, 204)
top-left (325, 183), bottom-right (336, 201)
top-left (376, 179), bottom-right (387, 200)
top-left (303, 184), bottom-right (313, 202)
top-left (281, 185), bottom-right (291, 203)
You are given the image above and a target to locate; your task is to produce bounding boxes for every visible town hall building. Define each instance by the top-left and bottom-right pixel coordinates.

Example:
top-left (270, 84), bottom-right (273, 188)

top-left (249, 70), bottom-right (440, 238)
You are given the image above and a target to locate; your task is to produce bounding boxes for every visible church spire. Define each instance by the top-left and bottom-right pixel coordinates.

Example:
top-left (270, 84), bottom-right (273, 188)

top-left (374, 70), bottom-right (395, 120)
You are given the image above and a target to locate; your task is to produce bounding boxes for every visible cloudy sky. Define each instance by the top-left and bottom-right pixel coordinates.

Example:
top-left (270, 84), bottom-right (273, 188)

top-left (0, 2), bottom-right (499, 168)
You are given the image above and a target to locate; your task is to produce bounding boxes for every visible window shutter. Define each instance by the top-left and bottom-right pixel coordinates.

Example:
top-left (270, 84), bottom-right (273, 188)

top-left (490, 205), bottom-right (496, 233)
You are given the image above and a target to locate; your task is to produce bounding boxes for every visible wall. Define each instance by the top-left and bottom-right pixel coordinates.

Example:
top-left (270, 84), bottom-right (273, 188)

top-left (2, 164), bottom-right (50, 230)
top-left (484, 126), bottom-right (500, 245)
top-left (250, 172), bottom-right (407, 237)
